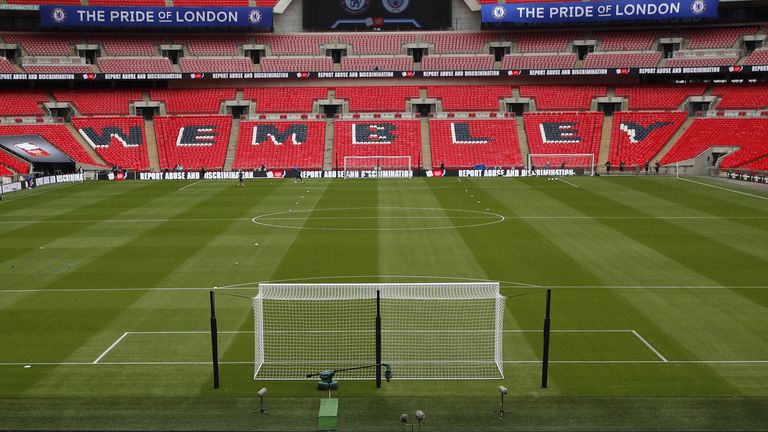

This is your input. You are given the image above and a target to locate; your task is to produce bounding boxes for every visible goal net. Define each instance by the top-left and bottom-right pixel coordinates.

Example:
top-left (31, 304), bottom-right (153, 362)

top-left (527, 153), bottom-right (595, 176)
top-left (343, 156), bottom-right (412, 179)
top-left (253, 283), bottom-right (505, 380)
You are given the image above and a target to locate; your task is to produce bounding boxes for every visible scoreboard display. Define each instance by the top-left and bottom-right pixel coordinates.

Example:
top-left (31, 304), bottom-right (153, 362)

top-left (303, 0), bottom-right (451, 30)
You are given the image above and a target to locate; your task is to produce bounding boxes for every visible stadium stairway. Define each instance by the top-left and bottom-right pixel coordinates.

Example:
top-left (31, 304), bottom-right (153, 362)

top-left (223, 118), bottom-right (241, 171)
top-left (420, 117), bottom-right (432, 170)
top-left (64, 123), bottom-right (108, 167)
top-left (144, 119), bottom-right (161, 172)
top-left (515, 116), bottom-right (529, 167)
top-left (598, 114), bottom-right (614, 169)
top-left (323, 118), bottom-right (334, 170)
top-left (653, 116), bottom-right (696, 165)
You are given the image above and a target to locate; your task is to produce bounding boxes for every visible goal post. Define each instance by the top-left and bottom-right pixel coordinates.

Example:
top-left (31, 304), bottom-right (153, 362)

top-left (527, 153), bottom-right (596, 176)
top-left (253, 283), bottom-right (506, 380)
top-left (343, 155), bottom-right (412, 179)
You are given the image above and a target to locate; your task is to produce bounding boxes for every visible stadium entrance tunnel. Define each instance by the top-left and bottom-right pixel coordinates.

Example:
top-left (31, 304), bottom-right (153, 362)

top-left (251, 207), bottom-right (504, 231)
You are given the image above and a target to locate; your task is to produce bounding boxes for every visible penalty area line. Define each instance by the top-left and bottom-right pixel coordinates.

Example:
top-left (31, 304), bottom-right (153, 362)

top-left (631, 330), bottom-right (668, 362)
top-left (556, 178), bottom-right (580, 188)
top-left (178, 180), bottom-right (204, 191)
top-left (678, 177), bottom-right (768, 201)
top-left (92, 332), bottom-right (128, 364)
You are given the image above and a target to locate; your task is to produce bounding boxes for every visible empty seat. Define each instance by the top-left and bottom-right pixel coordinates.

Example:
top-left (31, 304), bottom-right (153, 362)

top-left (150, 88), bottom-right (237, 114)
top-left (427, 85), bottom-right (512, 112)
top-left (72, 116), bottom-right (150, 170)
top-left (661, 118), bottom-right (768, 168)
top-left (234, 121), bottom-right (326, 170)
top-left (430, 119), bottom-right (523, 169)
top-left (154, 115), bottom-right (232, 170)
top-left (609, 112), bottom-right (687, 167)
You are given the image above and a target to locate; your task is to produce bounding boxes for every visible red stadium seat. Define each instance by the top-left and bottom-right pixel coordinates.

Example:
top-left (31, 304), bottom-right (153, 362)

top-left (427, 85), bottom-right (512, 112)
top-left (609, 112), bottom-right (687, 166)
top-left (0, 124), bottom-right (101, 166)
top-left (154, 115), bottom-right (231, 170)
top-left (429, 120), bottom-right (523, 169)
top-left (615, 85), bottom-right (707, 110)
top-left (72, 116), bottom-right (150, 170)
top-left (333, 120), bottom-right (422, 167)
top-left (244, 87), bottom-right (328, 113)
top-left (234, 121), bottom-right (326, 170)
top-left (661, 118), bottom-right (768, 168)
top-left (520, 85), bottom-right (606, 110)
top-left (524, 112), bottom-right (603, 163)
top-left (0, 149), bottom-right (32, 174)
top-left (150, 88), bottom-right (237, 114)
top-left (712, 84), bottom-right (768, 109)
top-left (335, 86), bottom-right (419, 112)
top-left (54, 90), bottom-right (143, 115)
top-left (0, 90), bottom-right (49, 116)
top-left (98, 57), bottom-right (174, 73)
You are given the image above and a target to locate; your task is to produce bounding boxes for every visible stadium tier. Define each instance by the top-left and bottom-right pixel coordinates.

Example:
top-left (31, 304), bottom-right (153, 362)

top-left (609, 112), bottom-right (688, 167)
top-left (427, 85), bottom-right (512, 112)
top-left (260, 56), bottom-right (334, 72)
top-left (97, 36), bottom-right (160, 56)
top-left (0, 149), bottom-right (31, 174)
top-left (245, 87), bottom-right (328, 113)
top-left (0, 124), bottom-right (101, 166)
top-left (334, 86), bottom-right (420, 113)
top-left (234, 121), bottom-right (326, 170)
top-left (429, 120), bottom-right (523, 169)
top-left (150, 88), bottom-right (237, 114)
top-left (333, 120), bottom-right (422, 167)
top-left (0, 91), bottom-right (49, 116)
top-left (596, 30), bottom-right (662, 51)
top-left (97, 57), bottom-right (174, 73)
top-left (524, 112), bottom-right (604, 164)
top-left (153, 115), bottom-right (232, 170)
top-left (53, 90), bottom-right (143, 116)
top-left (421, 32), bottom-right (503, 54)
top-left (615, 85), bottom-right (708, 110)
top-left (501, 54), bottom-right (577, 70)
top-left (338, 33), bottom-right (415, 55)
top-left (72, 116), bottom-right (150, 171)
top-left (421, 54), bottom-right (494, 71)
top-left (179, 57), bottom-right (253, 73)
top-left (340, 56), bottom-right (414, 72)
top-left (713, 84), bottom-right (768, 109)
top-left (520, 85), bottom-right (606, 111)
top-left (661, 118), bottom-right (768, 169)
top-left (582, 52), bottom-right (662, 68)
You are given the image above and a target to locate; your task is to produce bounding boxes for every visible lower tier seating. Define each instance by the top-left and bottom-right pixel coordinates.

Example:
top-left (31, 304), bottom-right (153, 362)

top-left (72, 116), bottom-right (150, 170)
top-left (661, 118), bottom-right (768, 169)
top-left (0, 149), bottom-right (31, 174)
top-left (153, 115), bottom-right (232, 170)
top-left (333, 120), bottom-right (422, 168)
top-left (0, 124), bottom-right (101, 166)
top-left (234, 121), bottom-right (326, 170)
top-left (524, 112), bottom-right (604, 164)
top-left (609, 112), bottom-right (687, 167)
top-left (430, 120), bottom-right (523, 169)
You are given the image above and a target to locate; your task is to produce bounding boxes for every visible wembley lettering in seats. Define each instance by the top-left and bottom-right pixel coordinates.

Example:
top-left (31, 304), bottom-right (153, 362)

top-left (540, 122), bottom-right (581, 143)
top-left (451, 123), bottom-right (492, 144)
top-left (252, 124), bottom-right (308, 146)
top-left (619, 122), bottom-right (673, 143)
top-left (352, 123), bottom-right (396, 144)
top-left (79, 126), bottom-right (143, 148)
top-left (176, 126), bottom-right (217, 146)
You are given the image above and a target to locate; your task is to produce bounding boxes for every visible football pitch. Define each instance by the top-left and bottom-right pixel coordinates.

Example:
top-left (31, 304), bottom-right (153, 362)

top-left (1, 176), bottom-right (768, 431)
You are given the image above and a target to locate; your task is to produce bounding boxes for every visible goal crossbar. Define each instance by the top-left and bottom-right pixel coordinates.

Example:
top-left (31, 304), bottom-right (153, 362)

top-left (253, 283), bottom-right (505, 380)
top-left (528, 153), bottom-right (595, 176)
top-left (343, 155), bottom-right (412, 179)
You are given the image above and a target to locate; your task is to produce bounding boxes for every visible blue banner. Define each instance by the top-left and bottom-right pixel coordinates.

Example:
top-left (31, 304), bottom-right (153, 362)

top-left (40, 5), bottom-right (272, 28)
top-left (482, 0), bottom-right (717, 24)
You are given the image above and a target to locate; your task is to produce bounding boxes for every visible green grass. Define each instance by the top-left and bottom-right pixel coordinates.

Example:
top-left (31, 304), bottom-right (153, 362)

top-left (1, 176), bottom-right (768, 431)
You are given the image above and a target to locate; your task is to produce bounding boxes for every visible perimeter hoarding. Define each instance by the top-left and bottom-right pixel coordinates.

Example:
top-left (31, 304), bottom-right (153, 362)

top-left (40, 5), bottom-right (272, 29)
top-left (483, 0), bottom-right (717, 24)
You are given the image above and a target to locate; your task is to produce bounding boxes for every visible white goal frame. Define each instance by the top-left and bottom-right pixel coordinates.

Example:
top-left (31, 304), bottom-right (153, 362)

top-left (252, 282), bottom-right (505, 380)
top-left (527, 153), bottom-right (596, 176)
top-left (343, 155), bottom-right (412, 179)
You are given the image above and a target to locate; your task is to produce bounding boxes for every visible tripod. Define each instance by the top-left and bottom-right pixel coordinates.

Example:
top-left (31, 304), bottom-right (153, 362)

top-left (258, 394), bottom-right (269, 415)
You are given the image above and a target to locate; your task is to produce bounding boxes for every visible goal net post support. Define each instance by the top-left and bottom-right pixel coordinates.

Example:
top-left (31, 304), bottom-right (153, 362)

top-left (343, 156), bottom-right (412, 179)
top-left (253, 283), bottom-right (505, 380)
top-left (527, 154), bottom-right (595, 176)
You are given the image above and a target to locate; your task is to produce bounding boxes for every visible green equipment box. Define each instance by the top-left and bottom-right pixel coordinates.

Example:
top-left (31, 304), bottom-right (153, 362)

top-left (318, 398), bottom-right (338, 431)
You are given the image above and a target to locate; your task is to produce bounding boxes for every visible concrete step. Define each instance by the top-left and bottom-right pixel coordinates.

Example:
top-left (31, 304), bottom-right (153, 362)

top-left (64, 123), bottom-right (108, 167)
top-left (223, 118), bottom-right (241, 172)
top-left (144, 119), bottom-right (161, 172)
top-left (323, 119), bottom-right (335, 170)
top-left (420, 117), bottom-right (432, 170)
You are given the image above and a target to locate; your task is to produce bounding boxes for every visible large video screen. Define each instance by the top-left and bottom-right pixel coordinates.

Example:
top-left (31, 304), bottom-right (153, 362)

top-left (303, 0), bottom-right (451, 30)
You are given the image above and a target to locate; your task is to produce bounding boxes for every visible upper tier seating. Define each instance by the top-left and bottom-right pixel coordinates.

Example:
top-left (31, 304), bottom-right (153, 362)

top-left (7, 0), bottom-right (80, 4)
top-left (234, 121), bottom-right (326, 170)
top-left (661, 118), bottom-right (768, 169)
top-left (665, 57), bottom-right (736, 67)
top-left (0, 149), bottom-right (31, 174)
top-left (0, 58), bottom-right (16, 73)
top-left (88, 0), bottom-right (165, 5)
top-left (23, 65), bottom-right (93, 73)
top-left (150, 88), bottom-right (236, 114)
top-left (2, 33), bottom-right (76, 56)
top-left (173, 0), bottom-right (249, 5)
top-left (520, 85), bottom-right (606, 110)
top-left (153, 115), bottom-right (231, 170)
top-left (0, 90), bottom-right (48, 116)
top-left (597, 30), bottom-right (661, 51)
top-left (338, 33), bottom-right (414, 55)
top-left (515, 32), bottom-right (576, 52)
top-left (53, 89), bottom-right (143, 115)
top-left (429, 119), bottom-right (523, 169)
top-left (182, 35), bottom-right (249, 56)
top-left (334, 86), bottom-right (419, 112)
top-left (502, 54), bottom-right (576, 69)
top-left (0, 124), bottom-right (101, 166)
top-left (583, 52), bottom-right (661, 68)
top-left (682, 26), bottom-right (758, 49)
top-left (258, 34), bottom-right (333, 55)
top-left (421, 55), bottom-right (494, 71)
top-left (422, 32), bottom-right (503, 54)
top-left (179, 57), bottom-right (253, 73)
top-left (427, 85), bottom-right (512, 111)
top-left (97, 57), bottom-right (174, 73)
top-left (524, 112), bottom-right (604, 162)
top-left (745, 49), bottom-right (768, 65)
top-left (260, 57), bottom-right (334, 72)
top-left (244, 87), bottom-right (327, 113)
top-left (609, 112), bottom-right (687, 166)
top-left (333, 120), bottom-right (422, 165)
top-left (96, 36), bottom-right (160, 56)
top-left (713, 84), bottom-right (768, 109)
top-left (72, 116), bottom-right (150, 170)
top-left (615, 85), bottom-right (707, 110)
top-left (341, 56), bottom-right (413, 72)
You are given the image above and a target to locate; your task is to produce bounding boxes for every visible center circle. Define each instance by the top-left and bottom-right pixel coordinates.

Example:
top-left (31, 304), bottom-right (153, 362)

top-left (251, 207), bottom-right (505, 231)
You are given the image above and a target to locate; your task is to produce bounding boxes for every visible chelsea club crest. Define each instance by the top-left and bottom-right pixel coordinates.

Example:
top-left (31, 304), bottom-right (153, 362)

top-left (51, 8), bottom-right (67, 24)
top-left (492, 6), bottom-right (507, 20)
top-left (691, 0), bottom-right (706, 15)
top-left (341, 0), bottom-right (371, 15)
top-left (382, 0), bottom-right (410, 14)
top-left (248, 9), bottom-right (263, 24)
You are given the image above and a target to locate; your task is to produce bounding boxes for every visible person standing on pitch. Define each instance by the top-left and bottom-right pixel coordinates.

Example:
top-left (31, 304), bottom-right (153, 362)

top-left (294, 167), bottom-right (305, 184)
top-left (237, 169), bottom-right (245, 187)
